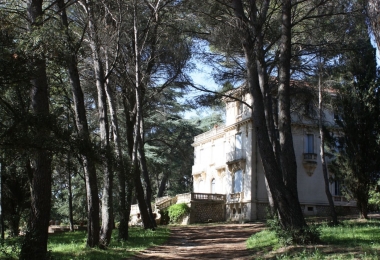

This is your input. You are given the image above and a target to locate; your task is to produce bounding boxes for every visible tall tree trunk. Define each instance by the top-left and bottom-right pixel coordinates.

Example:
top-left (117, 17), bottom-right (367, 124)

top-left (68, 155), bottom-right (74, 232)
top-left (20, 1), bottom-right (52, 259)
top-left (278, 0), bottom-right (298, 198)
top-left (233, 0), bottom-right (308, 234)
top-left (58, 0), bottom-right (100, 247)
top-left (318, 64), bottom-right (338, 225)
top-left (132, 1), bottom-right (155, 229)
top-left (137, 127), bottom-right (157, 227)
top-left (157, 174), bottom-right (168, 198)
top-left (86, 0), bottom-right (114, 247)
top-left (104, 63), bottom-right (130, 240)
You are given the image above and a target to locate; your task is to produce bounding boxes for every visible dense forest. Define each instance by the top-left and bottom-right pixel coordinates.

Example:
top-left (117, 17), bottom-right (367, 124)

top-left (1, 0), bottom-right (380, 259)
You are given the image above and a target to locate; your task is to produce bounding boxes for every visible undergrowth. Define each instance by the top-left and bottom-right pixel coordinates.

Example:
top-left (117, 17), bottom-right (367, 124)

top-left (168, 203), bottom-right (190, 224)
top-left (247, 218), bottom-right (380, 259)
top-left (0, 227), bottom-right (170, 260)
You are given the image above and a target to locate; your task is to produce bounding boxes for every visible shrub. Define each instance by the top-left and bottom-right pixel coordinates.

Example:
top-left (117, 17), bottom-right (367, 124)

top-left (266, 213), bottom-right (320, 245)
top-left (168, 203), bottom-right (190, 224)
top-left (160, 209), bottom-right (170, 225)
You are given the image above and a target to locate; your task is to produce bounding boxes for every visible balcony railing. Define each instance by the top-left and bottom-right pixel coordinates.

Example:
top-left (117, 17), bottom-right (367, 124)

top-left (229, 192), bottom-right (244, 202)
top-left (226, 149), bottom-right (246, 163)
top-left (191, 193), bottom-right (226, 202)
top-left (303, 153), bottom-right (317, 162)
top-left (194, 126), bottom-right (225, 143)
top-left (333, 196), bottom-right (348, 202)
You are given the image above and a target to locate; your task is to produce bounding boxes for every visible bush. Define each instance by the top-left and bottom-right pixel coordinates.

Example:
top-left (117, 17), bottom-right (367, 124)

top-left (160, 209), bottom-right (170, 225)
top-left (168, 203), bottom-right (190, 224)
top-left (368, 189), bottom-right (380, 212)
top-left (266, 213), bottom-right (320, 245)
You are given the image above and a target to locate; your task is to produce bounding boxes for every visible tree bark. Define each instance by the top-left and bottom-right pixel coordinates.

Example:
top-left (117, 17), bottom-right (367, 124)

top-left (232, 0), bottom-right (307, 233)
top-left (58, 0), bottom-right (100, 247)
top-left (278, 0), bottom-right (298, 198)
top-left (68, 155), bottom-right (74, 232)
top-left (318, 64), bottom-right (338, 225)
top-left (20, 1), bottom-right (52, 259)
top-left (104, 64), bottom-right (130, 240)
top-left (157, 174), bottom-right (168, 198)
top-left (132, 1), bottom-right (156, 229)
top-left (85, 0), bottom-right (114, 247)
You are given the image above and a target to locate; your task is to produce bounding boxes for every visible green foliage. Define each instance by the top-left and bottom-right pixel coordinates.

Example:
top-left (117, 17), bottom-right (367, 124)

top-left (0, 228), bottom-right (170, 259)
top-left (248, 219), bottom-right (380, 259)
top-left (159, 209), bottom-right (170, 225)
top-left (266, 214), bottom-right (320, 245)
top-left (328, 37), bottom-right (380, 217)
top-left (168, 203), bottom-right (190, 224)
top-left (369, 189), bottom-right (380, 212)
top-left (246, 229), bottom-right (278, 250)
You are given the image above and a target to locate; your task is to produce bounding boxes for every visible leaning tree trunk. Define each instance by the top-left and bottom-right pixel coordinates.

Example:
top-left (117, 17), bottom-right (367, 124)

top-left (58, 0), bottom-right (100, 247)
top-left (137, 126), bottom-right (157, 227)
top-left (104, 72), bottom-right (130, 240)
top-left (318, 64), bottom-right (338, 225)
top-left (132, 2), bottom-right (156, 230)
top-left (20, 1), bottom-right (52, 259)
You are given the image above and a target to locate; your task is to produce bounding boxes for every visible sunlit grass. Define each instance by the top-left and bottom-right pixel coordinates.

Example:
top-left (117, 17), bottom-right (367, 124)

top-left (246, 229), bottom-right (278, 250)
top-left (247, 218), bottom-right (380, 259)
top-left (0, 227), bottom-right (170, 260)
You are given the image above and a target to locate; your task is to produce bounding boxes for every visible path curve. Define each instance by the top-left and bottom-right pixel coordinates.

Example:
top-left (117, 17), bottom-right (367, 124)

top-left (128, 223), bottom-right (265, 259)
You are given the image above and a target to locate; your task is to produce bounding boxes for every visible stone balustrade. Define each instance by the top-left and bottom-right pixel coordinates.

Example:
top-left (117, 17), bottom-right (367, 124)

top-left (192, 193), bottom-right (226, 201)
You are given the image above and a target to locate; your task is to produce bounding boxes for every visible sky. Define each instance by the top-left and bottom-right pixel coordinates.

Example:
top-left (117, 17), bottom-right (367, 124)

top-left (185, 37), bottom-right (380, 120)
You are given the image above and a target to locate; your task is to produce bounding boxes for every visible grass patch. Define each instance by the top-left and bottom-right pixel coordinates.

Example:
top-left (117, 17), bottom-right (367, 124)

top-left (247, 218), bottom-right (380, 259)
top-left (246, 229), bottom-right (278, 250)
top-left (0, 227), bottom-right (170, 260)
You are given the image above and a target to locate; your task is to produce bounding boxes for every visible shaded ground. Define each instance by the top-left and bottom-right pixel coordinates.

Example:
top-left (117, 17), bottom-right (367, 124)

top-left (127, 223), bottom-right (265, 259)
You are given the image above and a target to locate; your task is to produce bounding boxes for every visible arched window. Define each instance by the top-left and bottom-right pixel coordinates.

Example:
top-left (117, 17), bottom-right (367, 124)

top-left (234, 170), bottom-right (242, 193)
top-left (211, 179), bottom-right (216, 193)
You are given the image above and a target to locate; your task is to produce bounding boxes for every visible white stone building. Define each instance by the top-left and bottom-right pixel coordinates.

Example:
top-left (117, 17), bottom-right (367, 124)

top-left (191, 86), bottom-right (356, 222)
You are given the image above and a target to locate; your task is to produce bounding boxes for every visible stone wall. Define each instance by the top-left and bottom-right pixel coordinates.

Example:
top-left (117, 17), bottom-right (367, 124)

top-left (315, 205), bottom-right (359, 216)
top-left (256, 203), bottom-right (269, 220)
top-left (190, 201), bottom-right (225, 223)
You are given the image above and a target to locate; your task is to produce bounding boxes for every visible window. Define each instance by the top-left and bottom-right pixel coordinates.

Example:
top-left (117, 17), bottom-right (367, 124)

top-left (235, 133), bottom-right (242, 159)
top-left (211, 179), bottom-right (216, 193)
top-left (199, 148), bottom-right (204, 165)
top-left (233, 170), bottom-right (242, 193)
top-left (334, 181), bottom-right (342, 196)
top-left (304, 134), bottom-right (314, 153)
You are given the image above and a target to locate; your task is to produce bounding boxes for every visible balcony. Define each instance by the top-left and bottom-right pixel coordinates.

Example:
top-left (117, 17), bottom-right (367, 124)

top-left (226, 149), bottom-right (246, 163)
top-left (192, 193), bottom-right (226, 202)
top-left (333, 196), bottom-right (357, 206)
top-left (229, 192), bottom-right (244, 202)
top-left (226, 149), bottom-right (246, 172)
top-left (192, 165), bottom-right (206, 175)
top-left (303, 153), bottom-right (317, 176)
top-left (194, 125), bottom-right (225, 143)
top-left (303, 153), bottom-right (318, 162)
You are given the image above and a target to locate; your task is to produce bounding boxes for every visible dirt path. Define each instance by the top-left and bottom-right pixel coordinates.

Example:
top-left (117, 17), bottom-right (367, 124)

top-left (128, 223), bottom-right (265, 259)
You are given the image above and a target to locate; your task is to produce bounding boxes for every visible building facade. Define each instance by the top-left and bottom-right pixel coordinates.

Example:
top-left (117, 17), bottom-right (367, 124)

top-left (192, 88), bottom-right (356, 222)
